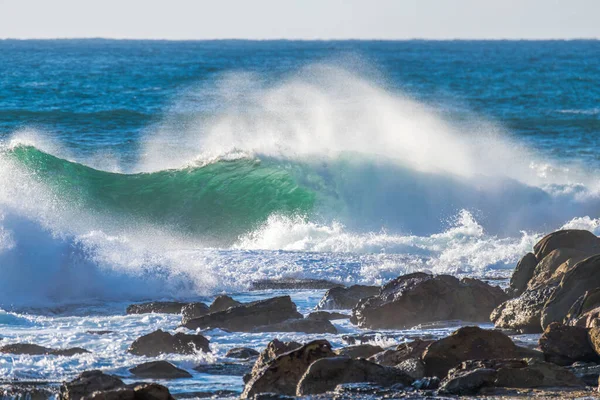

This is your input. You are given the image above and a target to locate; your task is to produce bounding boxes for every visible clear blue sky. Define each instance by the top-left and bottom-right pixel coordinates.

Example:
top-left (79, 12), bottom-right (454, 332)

top-left (0, 0), bottom-right (597, 40)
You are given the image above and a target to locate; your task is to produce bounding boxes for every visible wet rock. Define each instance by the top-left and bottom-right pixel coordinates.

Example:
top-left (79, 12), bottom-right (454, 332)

top-left (396, 358), bottom-right (426, 380)
top-left (296, 356), bottom-right (413, 395)
top-left (316, 285), bottom-right (379, 310)
top-left (352, 273), bottom-right (507, 329)
top-left (126, 301), bottom-right (186, 315)
top-left (335, 344), bottom-right (383, 359)
top-left (130, 383), bottom-right (174, 400)
top-left (541, 254), bottom-right (600, 329)
top-left (183, 296), bottom-right (302, 331)
top-left (539, 322), bottom-right (598, 366)
top-left (241, 340), bottom-right (334, 398)
top-left (193, 362), bottom-right (252, 376)
top-left (422, 326), bottom-right (519, 378)
top-left (129, 361), bottom-right (192, 379)
top-left (368, 339), bottom-right (433, 367)
top-left (225, 347), bottom-right (259, 359)
top-left (491, 286), bottom-right (556, 333)
top-left (565, 288), bottom-right (600, 327)
top-left (533, 229), bottom-right (600, 261)
top-left (306, 311), bottom-right (350, 321)
top-left (439, 359), bottom-right (584, 395)
top-left (567, 362), bottom-right (600, 386)
top-left (128, 329), bottom-right (210, 357)
top-left (60, 370), bottom-right (125, 400)
top-left (508, 252), bottom-right (538, 297)
top-left (250, 278), bottom-right (342, 291)
top-left (180, 302), bottom-right (210, 325)
top-left (87, 330), bottom-right (114, 335)
top-left (208, 295), bottom-right (242, 313)
top-left (588, 326), bottom-right (600, 356)
top-left (252, 318), bottom-right (337, 334)
top-left (341, 333), bottom-right (403, 345)
top-left (0, 343), bottom-right (90, 356)
top-left (248, 339), bottom-right (302, 380)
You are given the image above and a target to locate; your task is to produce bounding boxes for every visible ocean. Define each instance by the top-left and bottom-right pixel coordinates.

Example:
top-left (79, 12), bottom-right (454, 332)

top-left (0, 39), bottom-right (599, 396)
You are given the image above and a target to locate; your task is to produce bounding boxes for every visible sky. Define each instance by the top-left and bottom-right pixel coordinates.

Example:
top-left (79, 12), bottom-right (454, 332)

top-left (0, 0), bottom-right (597, 40)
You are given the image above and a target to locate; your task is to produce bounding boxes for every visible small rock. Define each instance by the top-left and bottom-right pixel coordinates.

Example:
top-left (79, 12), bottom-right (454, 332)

top-left (129, 361), bottom-right (192, 379)
top-left (126, 301), bottom-right (187, 315)
top-left (208, 295), bottom-right (241, 313)
top-left (225, 347), bottom-right (260, 359)
top-left (368, 339), bottom-right (433, 367)
top-left (128, 329), bottom-right (210, 357)
top-left (539, 322), bottom-right (598, 366)
top-left (247, 339), bottom-right (302, 380)
top-left (87, 330), bottom-right (113, 335)
top-left (0, 343), bottom-right (89, 356)
top-left (316, 285), bottom-right (379, 310)
top-left (335, 344), bottom-right (383, 359)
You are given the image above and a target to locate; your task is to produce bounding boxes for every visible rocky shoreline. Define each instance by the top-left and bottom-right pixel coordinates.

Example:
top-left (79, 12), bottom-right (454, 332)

top-left (5, 229), bottom-right (600, 399)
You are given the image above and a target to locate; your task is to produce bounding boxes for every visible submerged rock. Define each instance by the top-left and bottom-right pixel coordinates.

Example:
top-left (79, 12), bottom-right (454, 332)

top-left (241, 340), bottom-right (334, 399)
top-left (351, 273), bottom-right (507, 329)
top-left (0, 343), bottom-right (89, 356)
top-left (126, 301), bottom-right (187, 315)
top-left (225, 347), bottom-right (260, 359)
top-left (335, 344), bottom-right (383, 359)
top-left (182, 296), bottom-right (302, 331)
top-left (128, 329), bottom-right (210, 356)
top-left (180, 302), bottom-right (210, 325)
top-left (129, 361), bottom-right (192, 379)
top-left (208, 295), bottom-right (242, 313)
top-left (316, 285), bottom-right (379, 310)
top-left (250, 278), bottom-right (342, 291)
top-left (296, 356), bottom-right (413, 395)
top-left (252, 318), bottom-right (337, 334)
top-left (539, 322), bottom-right (598, 366)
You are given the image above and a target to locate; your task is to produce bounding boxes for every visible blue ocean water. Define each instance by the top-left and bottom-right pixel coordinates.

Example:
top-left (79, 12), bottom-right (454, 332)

top-left (0, 40), bottom-right (598, 395)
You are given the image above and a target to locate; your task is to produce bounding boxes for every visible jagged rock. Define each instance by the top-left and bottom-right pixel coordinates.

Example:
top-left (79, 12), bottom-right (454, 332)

top-left (0, 343), bottom-right (89, 356)
top-left (316, 285), bottom-right (379, 310)
top-left (335, 344), bottom-right (383, 359)
top-left (508, 252), bottom-right (538, 297)
top-left (208, 295), bottom-right (242, 313)
top-left (307, 311), bottom-right (350, 321)
top-left (252, 318), bottom-right (337, 334)
top-left (225, 347), bottom-right (259, 359)
top-left (527, 248), bottom-right (590, 290)
top-left (368, 339), bottom-right (433, 367)
top-left (351, 273), bottom-right (507, 329)
top-left (180, 302), bottom-right (210, 325)
top-left (533, 229), bottom-right (600, 261)
top-left (126, 301), bottom-right (186, 315)
top-left (250, 278), bottom-right (342, 290)
top-left (128, 329), bottom-right (210, 356)
top-left (296, 356), bottom-right (413, 395)
top-left (59, 370), bottom-right (125, 400)
top-left (129, 361), bottom-right (192, 379)
top-left (422, 326), bottom-right (520, 378)
top-left (565, 288), bottom-right (600, 327)
top-left (491, 286), bottom-right (557, 333)
top-left (539, 323), bottom-right (598, 366)
top-left (541, 255), bottom-right (600, 329)
top-left (396, 358), bottom-right (426, 380)
top-left (241, 340), bottom-right (334, 398)
top-left (247, 339), bottom-right (302, 381)
top-left (183, 296), bottom-right (302, 331)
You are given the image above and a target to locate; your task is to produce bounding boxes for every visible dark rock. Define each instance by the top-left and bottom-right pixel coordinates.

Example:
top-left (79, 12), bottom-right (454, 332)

top-left (241, 340), bottom-right (334, 398)
top-left (588, 327), bottom-right (600, 356)
top-left (351, 273), bottom-right (507, 329)
top-left (225, 347), bottom-right (259, 359)
top-left (341, 333), bottom-right (403, 345)
top-left (126, 301), bottom-right (186, 315)
top-left (59, 370), bottom-right (125, 400)
top-left (335, 344), bottom-right (383, 359)
top-left (422, 326), bottom-right (520, 378)
top-left (541, 254), bottom-right (600, 329)
top-left (182, 296), bottom-right (302, 332)
top-left (247, 339), bottom-right (302, 380)
top-left (250, 278), bottom-right (342, 291)
top-left (180, 302), bottom-right (210, 325)
top-left (87, 330), bottom-right (114, 335)
top-left (128, 329), bottom-right (210, 357)
top-left (565, 288), bottom-right (600, 327)
top-left (306, 311), bottom-right (350, 321)
top-left (131, 383), bottom-right (174, 400)
top-left (316, 285), bottom-right (379, 310)
top-left (296, 356), bottom-right (414, 395)
top-left (539, 322), bottom-right (598, 366)
top-left (193, 362), bottom-right (252, 376)
top-left (527, 248), bottom-right (590, 290)
top-left (129, 361), bottom-right (192, 379)
top-left (252, 318), bottom-right (337, 334)
top-left (208, 295), bottom-right (241, 313)
top-left (491, 286), bottom-right (556, 333)
top-left (0, 343), bottom-right (89, 356)
top-left (508, 252), bottom-right (538, 297)
top-left (368, 339), bottom-right (433, 367)
top-left (568, 362), bottom-right (600, 386)
top-left (533, 229), bottom-right (600, 261)
top-left (396, 358), bottom-right (426, 380)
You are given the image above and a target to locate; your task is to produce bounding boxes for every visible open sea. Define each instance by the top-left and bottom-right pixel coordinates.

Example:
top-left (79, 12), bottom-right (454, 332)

top-left (1, 39), bottom-right (600, 396)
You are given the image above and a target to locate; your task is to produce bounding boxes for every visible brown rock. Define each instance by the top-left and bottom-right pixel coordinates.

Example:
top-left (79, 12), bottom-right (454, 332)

top-left (59, 370), bottom-right (125, 400)
top-left (527, 248), bottom-right (590, 290)
top-left (539, 322), bottom-right (598, 366)
top-left (335, 344), bottom-right (383, 359)
top-left (252, 318), bottom-right (337, 334)
top-left (128, 329), bottom-right (210, 357)
top-left (508, 252), bottom-right (538, 297)
top-left (491, 286), bottom-right (557, 333)
top-left (588, 327), bottom-right (600, 356)
top-left (247, 339), bottom-right (302, 380)
top-left (131, 383), bottom-right (174, 400)
top-left (180, 302), bottom-right (210, 325)
top-left (565, 288), bottom-right (600, 327)
top-left (208, 295), bottom-right (242, 313)
top-left (368, 339), bottom-right (433, 367)
top-left (316, 285), bottom-right (379, 310)
top-left (533, 229), bottom-right (600, 261)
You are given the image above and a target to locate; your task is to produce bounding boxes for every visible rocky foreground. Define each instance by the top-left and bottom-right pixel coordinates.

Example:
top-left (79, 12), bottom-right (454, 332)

top-left (6, 229), bottom-right (600, 398)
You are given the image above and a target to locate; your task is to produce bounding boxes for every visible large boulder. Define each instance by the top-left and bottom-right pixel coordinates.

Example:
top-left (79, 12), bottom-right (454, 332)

top-left (241, 340), bottom-right (334, 398)
top-left (60, 370), bottom-right (125, 400)
top-left (368, 339), bottom-right (432, 367)
top-left (129, 361), bottom-right (191, 379)
top-left (252, 318), bottom-right (337, 334)
top-left (128, 329), bottom-right (210, 356)
top-left (526, 248), bottom-right (589, 290)
top-left (587, 327), bottom-right (600, 356)
top-left (541, 255), bottom-right (600, 329)
top-left (351, 273), bottom-right (507, 329)
top-left (539, 323), bottom-right (598, 366)
top-left (491, 286), bottom-right (557, 333)
top-left (335, 344), bottom-right (383, 359)
top-left (0, 343), bottom-right (89, 356)
top-left (316, 285), bottom-right (379, 310)
top-left (126, 301), bottom-right (187, 315)
top-left (565, 288), bottom-right (600, 327)
top-left (180, 302), bottom-right (210, 325)
top-left (533, 229), bottom-right (600, 261)
top-left (296, 357), bottom-right (413, 395)
top-left (439, 359), bottom-right (584, 395)
top-left (422, 326), bottom-right (520, 378)
top-left (247, 339), bottom-right (302, 381)
top-left (208, 295), bottom-right (242, 313)
top-left (182, 296), bottom-right (302, 331)
top-left (508, 252), bottom-right (538, 297)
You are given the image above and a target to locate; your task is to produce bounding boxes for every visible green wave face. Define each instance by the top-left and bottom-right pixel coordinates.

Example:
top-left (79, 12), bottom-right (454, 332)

top-left (6, 145), bottom-right (316, 243)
